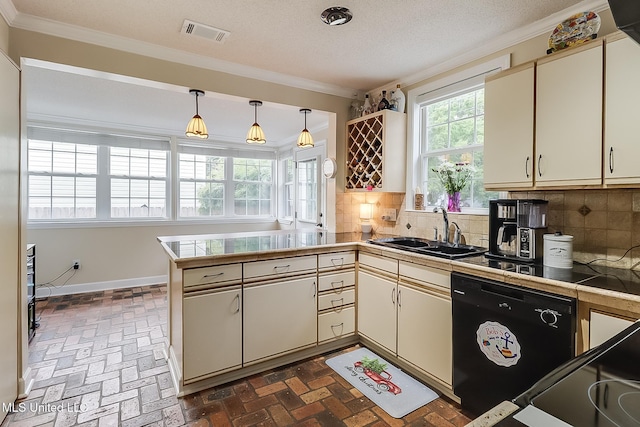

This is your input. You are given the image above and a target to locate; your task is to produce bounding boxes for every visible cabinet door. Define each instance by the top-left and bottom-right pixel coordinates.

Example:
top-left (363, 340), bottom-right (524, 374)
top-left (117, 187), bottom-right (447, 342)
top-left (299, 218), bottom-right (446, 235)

top-left (536, 42), bottom-right (603, 187)
top-left (183, 287), bottom-right (242, 380)
top-left (357, 270), bottom-right (397, 353)
top-left (605, 35), bottom-right (640, 185)
top-left (589, 311), bottom-right (636, 349)
top-left (397, 284), bottom-right (452, 385)
top-left (244, 276), bottom-right (317, 363)
top-left (484, 63), bottom-right (535, 189)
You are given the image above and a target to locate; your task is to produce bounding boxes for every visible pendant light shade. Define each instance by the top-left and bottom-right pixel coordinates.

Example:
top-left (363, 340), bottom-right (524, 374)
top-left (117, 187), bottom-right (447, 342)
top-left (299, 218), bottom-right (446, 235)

top-left (185, 89), bottom-right (208, 139)
top-left (246, 100), bottom-right (266, 144)
top-left (297, 108), bottom-right (314, 148)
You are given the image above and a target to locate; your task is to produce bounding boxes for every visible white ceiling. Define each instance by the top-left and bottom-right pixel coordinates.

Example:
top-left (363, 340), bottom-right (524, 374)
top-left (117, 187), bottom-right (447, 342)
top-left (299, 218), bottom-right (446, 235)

top-left (2, 0), bottom-right (610, 146)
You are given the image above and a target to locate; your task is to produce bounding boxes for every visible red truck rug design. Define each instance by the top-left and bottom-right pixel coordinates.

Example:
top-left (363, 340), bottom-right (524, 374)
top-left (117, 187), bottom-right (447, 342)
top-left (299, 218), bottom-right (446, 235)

top-left (326, 347), bottom-right (439, 418)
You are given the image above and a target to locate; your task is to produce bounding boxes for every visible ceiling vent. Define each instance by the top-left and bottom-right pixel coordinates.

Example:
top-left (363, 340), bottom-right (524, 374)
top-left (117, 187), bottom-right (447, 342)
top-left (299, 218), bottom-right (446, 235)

top-left (181, 19), bottom-right (230, 43)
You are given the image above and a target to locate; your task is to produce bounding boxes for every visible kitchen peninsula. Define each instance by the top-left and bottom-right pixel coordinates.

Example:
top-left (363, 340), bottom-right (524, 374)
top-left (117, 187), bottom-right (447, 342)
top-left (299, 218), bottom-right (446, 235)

top-left (158, 229), bottom-right (640, 403)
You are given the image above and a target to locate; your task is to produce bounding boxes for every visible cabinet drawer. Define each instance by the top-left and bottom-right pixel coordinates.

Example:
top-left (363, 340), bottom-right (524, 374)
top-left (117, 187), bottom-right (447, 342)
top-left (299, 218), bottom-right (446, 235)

top-left (399, 260), bottom-right (450, 289)
top-left (318, 306), bottom-right (355, 342)
top-left (318, 251), bottom-right (356, 270)
top-left (244, 255), bottom-right (317, 280)
top-left (318, 289), bottom-right (355, 312)
top-left (183, 263), bottom-right (242, 288)
top-left (359, 253), bottom-right (398, 275)
top-left (318, 271), bottom-right (355, 293)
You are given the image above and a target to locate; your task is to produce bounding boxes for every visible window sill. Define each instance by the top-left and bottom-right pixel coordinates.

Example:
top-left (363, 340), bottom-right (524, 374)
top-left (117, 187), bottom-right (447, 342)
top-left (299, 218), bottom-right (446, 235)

top-left (27, 217), bottom-right (279, 229)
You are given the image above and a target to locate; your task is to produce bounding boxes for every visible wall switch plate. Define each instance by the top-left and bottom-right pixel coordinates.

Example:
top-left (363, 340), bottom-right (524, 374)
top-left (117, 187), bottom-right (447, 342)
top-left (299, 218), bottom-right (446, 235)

top-left (382, 208), bottom-right (397, 222)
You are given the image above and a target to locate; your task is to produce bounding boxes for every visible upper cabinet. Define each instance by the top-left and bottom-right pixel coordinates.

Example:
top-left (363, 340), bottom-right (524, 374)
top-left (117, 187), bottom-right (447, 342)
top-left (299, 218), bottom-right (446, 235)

top-left (346, 110), bottom-right (406, 192)
top-left (604, 33), bottom-right (640, 186)
top-left (535, 40), bottom-right (603, 187)
top-left (484, 62), bottom-right (535, 189)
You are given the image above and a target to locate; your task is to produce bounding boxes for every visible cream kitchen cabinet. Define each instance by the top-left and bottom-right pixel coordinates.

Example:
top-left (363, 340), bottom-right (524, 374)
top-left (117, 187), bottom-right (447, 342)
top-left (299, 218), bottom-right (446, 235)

top-left (345, 110), bottom-right (406, 192)
top-left (484, 62), bottom-right (535, 190)
top-left (589, 310), bottom-right (636, 349)
top-left (183, 286), bottom-right (242, 381)
top-left (357, 269), bottom-right (398, 352)
top-left (317, 251), bottom-right (357, 343)
top-left (397, 261), bottom-right (452, 386)
top-left (243, 275), bottom-right (318, 364)
top-left (604, 33), bottom-right (640, 185)
top-left (535, 40), bottom-right (603, 187)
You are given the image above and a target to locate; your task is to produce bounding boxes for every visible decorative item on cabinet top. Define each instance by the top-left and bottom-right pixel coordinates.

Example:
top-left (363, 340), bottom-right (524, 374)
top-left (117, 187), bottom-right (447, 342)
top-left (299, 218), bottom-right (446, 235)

top-left (548, 11), bottom-right (601, 54)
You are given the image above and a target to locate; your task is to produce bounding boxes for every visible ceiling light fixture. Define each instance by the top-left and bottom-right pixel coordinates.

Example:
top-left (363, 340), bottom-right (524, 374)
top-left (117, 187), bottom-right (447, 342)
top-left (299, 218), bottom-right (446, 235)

top-left (297, 108), bottom-right (314, 148)
top-left (185, 89), bottom-right (208, 139)
top-left (321, 7), bottom-right (353, 26)
top-left (246, 100), bottom-right (266, 144)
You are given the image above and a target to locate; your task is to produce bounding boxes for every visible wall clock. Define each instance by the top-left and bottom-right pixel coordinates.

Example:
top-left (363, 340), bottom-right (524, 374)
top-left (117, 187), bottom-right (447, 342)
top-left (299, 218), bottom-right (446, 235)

top-left (322, 157), bottom-right (337, 178)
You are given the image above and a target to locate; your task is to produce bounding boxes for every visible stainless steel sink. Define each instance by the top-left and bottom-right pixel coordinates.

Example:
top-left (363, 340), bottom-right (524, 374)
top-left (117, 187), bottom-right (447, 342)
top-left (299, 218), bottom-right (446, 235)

top-left (367, 237), bottom-right (487, 259)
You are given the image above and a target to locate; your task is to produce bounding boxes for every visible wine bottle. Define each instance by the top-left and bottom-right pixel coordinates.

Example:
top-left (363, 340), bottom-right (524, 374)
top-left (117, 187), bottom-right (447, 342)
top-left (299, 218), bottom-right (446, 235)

top-left (391, 84), bottom-right (405, 113)
top-left (362, 94), bottom-right (372, 116)
top-left (378, 90), bottom-right (390, 110)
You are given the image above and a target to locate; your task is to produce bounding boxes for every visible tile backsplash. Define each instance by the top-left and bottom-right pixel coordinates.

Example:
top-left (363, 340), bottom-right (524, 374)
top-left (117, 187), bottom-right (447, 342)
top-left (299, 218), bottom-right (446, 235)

top-left (337, 189), bottom-right (640, 269)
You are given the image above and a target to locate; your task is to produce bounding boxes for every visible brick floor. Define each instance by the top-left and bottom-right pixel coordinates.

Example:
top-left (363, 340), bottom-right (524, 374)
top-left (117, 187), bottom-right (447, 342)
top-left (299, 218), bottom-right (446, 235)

top-left (2, 284), bottom-right (473, 426)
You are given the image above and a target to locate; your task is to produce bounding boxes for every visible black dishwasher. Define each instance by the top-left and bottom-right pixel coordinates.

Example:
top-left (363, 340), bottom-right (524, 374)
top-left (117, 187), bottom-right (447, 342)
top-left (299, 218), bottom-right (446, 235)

top-left (451, 272), bottom-right (576, 417)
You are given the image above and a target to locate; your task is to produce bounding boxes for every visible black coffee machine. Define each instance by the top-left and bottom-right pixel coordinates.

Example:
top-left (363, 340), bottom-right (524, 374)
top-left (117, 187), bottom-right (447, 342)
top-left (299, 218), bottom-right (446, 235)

top-left (487, 199), bottom-right (548, 263)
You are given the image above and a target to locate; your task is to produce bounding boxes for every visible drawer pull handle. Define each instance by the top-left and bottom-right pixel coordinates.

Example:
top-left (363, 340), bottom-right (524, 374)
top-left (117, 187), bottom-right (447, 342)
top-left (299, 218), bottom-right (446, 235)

top-left (538, 154), bottom-right (543, 177)
top-left (313, 281), bottom-right (317, 298)
top-left (330, 280), bottom-right (345, 293)
top-left (391, 288), bottom-right (396, 304)
top-left (330, 323), bottom-right (344, 336)
top-left (273, 265), bottom-right (291, 272)
top-left (525, 156), bottom-right (530, 178)
top-left (609, 146), bottom-right (614, 174)
top-left (202, 272), bottom-right (224, 280)
top-left (331, 298), bottom-right (344, 311)
top-left (234, 293), bottom-right (240, 313)
top-left (398, 288), bottom-right (402, 308)
top-left (330, 258), bottom-right (345, 267)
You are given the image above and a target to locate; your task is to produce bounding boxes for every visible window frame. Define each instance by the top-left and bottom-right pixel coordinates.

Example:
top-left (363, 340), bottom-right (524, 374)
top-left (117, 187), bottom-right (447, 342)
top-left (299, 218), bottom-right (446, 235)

top-left (406, 55), bottom-right (510, 214)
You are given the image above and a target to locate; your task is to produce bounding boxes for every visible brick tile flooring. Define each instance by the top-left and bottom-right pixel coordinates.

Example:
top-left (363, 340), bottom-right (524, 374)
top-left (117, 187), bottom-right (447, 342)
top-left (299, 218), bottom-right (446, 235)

top-left (2, 285), bottom-right (473, 427)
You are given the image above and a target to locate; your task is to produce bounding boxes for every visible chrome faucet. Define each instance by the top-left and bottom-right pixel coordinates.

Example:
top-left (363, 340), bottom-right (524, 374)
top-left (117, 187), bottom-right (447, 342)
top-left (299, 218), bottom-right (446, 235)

top-left (433, 206), bottom-right (449, 243)
top-left (451, 221), bottom-right (461, 245)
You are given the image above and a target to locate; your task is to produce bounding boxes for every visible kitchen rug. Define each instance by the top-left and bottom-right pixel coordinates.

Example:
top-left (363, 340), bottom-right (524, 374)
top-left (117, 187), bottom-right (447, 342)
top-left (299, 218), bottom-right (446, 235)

top-left (325, 347), bottom-right (439, 418)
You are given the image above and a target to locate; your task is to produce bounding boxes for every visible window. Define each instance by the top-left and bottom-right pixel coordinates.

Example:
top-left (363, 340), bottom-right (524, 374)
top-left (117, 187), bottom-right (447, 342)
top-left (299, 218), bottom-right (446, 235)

top-left (179, 154), bottom-right (225, 217)
top-left (233, 158), bottom-right (273, 216)
top-left (177, 144), bottom-right (276, 219)
top-left (27, 127), bottom-right (170, 221)
top-left (296, 158), bottom-right (318, 222)
top-left (110, 147), bottom-right (167, 218)
top-left (28, 140), bottom-right (98, 219)
top-left (409, 56), bottom-right (508, 211)
top-left (420, 87), bottom-right (489, 209)
top-left (282, 158), bottom-right (294, 218)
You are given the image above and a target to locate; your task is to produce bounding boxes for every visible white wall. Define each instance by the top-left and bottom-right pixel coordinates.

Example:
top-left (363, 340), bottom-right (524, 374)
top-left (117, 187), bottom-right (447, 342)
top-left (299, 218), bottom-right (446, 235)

top-left (28, 221), bottom-right (279, 295)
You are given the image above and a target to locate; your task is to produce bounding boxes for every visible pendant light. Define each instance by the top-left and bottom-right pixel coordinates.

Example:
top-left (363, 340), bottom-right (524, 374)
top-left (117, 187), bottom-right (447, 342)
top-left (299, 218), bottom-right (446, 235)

top-left (185, 89), bottom-right (208, 139)
top-left (297, 108), bottom-right (314, 148)
top-left (246, 100), bottom-right (266, 144)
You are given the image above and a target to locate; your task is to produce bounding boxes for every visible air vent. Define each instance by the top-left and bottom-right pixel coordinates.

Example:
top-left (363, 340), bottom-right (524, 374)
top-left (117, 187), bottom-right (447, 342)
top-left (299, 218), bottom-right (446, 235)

top-left (181, 19), bottom-right (230, 44)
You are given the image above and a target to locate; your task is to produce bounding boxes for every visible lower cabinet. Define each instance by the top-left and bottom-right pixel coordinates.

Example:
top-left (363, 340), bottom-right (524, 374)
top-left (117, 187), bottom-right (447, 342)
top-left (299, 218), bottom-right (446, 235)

top-left (244, 276), bottom-right (318, 364)
top-left (397, 283), bottom-right (452, 385)
top-left (357, 269), bottom-right (398, 353)
top-left (589, 310), bottom-right (636, 350)
top-left (183, 286), bottom-right (242, 381)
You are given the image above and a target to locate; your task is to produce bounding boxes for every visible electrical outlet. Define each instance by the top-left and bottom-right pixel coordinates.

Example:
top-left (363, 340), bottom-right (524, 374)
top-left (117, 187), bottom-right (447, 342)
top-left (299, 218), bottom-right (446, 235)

top-left (72, 259), bottom-right (81, 270)
top-left (382, 208), bottom-right (397, 222)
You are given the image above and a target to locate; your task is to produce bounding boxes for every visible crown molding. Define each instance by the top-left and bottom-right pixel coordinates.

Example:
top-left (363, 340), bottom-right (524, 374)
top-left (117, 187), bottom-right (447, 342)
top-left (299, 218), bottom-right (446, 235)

top-left (1, 3), bottom-right (358, 99)
top-left (372, 0), bottom-right (610, 94)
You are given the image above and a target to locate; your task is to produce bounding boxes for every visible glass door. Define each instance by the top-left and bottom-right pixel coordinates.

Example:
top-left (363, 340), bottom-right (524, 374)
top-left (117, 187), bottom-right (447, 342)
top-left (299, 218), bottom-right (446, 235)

top-left (295, 146), bottom-right (323, 229)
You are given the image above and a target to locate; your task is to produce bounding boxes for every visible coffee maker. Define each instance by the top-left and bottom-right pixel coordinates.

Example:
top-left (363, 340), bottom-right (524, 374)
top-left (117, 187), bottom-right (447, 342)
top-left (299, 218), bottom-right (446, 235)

top-left (487, 199), bottom-right (548, 263)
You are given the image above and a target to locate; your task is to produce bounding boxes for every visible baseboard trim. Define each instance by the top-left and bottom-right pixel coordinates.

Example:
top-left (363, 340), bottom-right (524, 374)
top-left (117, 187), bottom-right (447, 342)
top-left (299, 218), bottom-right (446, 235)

top-left (35, 275), bottom-right (168, 297)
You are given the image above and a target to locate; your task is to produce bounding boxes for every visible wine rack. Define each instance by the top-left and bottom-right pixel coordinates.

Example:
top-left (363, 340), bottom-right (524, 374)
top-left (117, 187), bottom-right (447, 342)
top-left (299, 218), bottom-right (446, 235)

top-left (345, 110), bottom-right (406, 192)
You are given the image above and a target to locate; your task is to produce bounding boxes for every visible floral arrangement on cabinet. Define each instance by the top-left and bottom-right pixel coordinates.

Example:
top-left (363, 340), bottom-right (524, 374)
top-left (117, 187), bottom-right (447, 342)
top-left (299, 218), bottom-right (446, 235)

top-left (432, 161), bottom-right (475, 212)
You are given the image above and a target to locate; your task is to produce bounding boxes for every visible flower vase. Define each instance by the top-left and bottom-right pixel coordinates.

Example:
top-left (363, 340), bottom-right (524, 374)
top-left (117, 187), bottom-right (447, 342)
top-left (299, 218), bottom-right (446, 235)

top-left (447, 192), bottom-right (461, 212)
